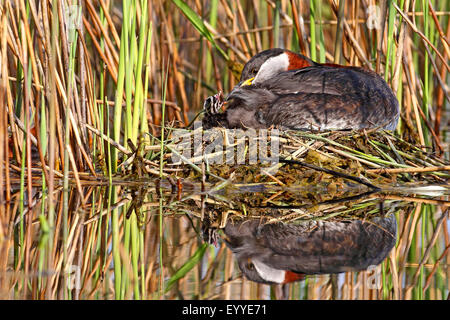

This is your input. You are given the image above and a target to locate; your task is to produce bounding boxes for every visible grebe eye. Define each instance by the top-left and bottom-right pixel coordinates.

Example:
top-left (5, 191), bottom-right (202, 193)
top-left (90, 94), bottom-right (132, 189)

top-left (246, 262), bottom-right (255, 270)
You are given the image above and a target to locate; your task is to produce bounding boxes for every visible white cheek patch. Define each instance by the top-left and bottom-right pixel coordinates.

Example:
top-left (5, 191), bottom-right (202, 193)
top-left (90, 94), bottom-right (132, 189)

top-left (254, 53), bottom-right (290, 84)
top-left (252, 259), bottom-right (285, 284)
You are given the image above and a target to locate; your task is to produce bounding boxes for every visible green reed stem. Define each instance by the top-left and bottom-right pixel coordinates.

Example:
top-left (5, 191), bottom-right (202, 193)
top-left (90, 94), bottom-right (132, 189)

top-left (309, 0), bottom-right (317, 61)
top-left (125, 1), bottom-right (136, 145)
top-left (110, 186), bottom-right (122, 299)
top-left (205, 0), bottom-right (218, 85)
top-left (160, 60), bottom-right (169, 177)
top-left (130, 213), bottom-right (140, 299)
top-left (120, 209), bottom-right (131, 299)
top-left (141, 22), bottom-right (153, 137)
top-left (172, 0), bottom-right (228, 60)
top-left (112, 1), bottom-right (130, 172)
top-left (131, 0), bottom-right (149, 143)
top-left (385, 0), bottom-right (396, 81)
top-left (317, 1), bottom-right (325, 63)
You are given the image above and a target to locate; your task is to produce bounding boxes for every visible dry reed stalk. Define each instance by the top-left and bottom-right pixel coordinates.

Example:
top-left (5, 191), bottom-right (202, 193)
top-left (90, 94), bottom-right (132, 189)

top-left (434, 16), bottom-right (450, 135)
top-left (393, 2), bottom-right (450, 72)
top-left (398, 203), bottom-right (423, 274)
top-left (85, 0), bottom-right (119, 64)
top-left (380, 195), bottom-right (450, 207)
top-left (423, 243), bottom-right (450, 291)
top-left (404, 210), bottom-right (448, 295)
top-left (367, 165), bottom-right (450, 174)
top-left (82, 16), bottom-right (118, 82)
top-left (235, 0), bottom-right (255, 57)
top-left (403, 47), bottom-right (426, 148)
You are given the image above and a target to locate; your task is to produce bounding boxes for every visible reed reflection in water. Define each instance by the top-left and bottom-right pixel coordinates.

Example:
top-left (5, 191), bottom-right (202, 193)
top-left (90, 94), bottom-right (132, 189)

top-left (0, 183), bottom-right (448, 300)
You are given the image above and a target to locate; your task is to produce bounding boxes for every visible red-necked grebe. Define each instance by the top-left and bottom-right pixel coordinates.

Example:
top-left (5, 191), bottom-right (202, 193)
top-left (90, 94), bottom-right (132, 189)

top-left (203, 48), bottom-right (399, 131)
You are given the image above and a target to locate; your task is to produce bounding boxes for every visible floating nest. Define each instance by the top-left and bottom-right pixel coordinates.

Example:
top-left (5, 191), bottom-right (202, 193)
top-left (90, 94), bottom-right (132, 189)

top-left (121, 125), bottom-right (449, 227)
top-left (126, 125), bottom-right (449, 184)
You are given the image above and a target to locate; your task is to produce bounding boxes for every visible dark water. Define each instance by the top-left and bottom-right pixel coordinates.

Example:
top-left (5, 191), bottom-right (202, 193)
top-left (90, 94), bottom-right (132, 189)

top-left (0, 181), bottom-right (448, 300)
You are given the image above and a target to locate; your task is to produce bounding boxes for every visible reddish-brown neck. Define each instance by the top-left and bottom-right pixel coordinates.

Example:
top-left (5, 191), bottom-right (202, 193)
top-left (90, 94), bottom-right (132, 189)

top-left (283, 271), bottom-right (306, 283)
top-left (286, 51), bottom-right (350, 70)
top-left (286, 51), bottom-right (313, 70)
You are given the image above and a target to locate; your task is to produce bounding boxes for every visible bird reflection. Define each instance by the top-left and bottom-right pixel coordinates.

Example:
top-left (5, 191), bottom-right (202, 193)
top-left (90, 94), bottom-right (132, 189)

top-left (219, 215), bottom-right (396, 285)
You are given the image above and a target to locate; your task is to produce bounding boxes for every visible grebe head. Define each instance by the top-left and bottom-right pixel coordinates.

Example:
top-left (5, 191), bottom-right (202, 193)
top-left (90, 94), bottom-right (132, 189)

top-left (238, 48), bottom-right (315, 86)
top-left (203, 91), bottom-right (224, 114)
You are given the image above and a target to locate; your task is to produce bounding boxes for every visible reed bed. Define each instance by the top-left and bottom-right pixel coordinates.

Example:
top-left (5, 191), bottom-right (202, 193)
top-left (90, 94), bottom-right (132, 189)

top-left (0, 0), bottom-right (449, 300)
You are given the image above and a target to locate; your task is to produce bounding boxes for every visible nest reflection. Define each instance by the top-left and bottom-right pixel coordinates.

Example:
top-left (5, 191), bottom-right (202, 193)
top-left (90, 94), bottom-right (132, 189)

top-left (127, 181), bottom-right (415, 286)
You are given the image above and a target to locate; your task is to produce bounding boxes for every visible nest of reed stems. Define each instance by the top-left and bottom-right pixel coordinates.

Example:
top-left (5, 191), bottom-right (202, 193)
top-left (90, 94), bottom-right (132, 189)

top-left (119, 124), bottom-right (450, 227)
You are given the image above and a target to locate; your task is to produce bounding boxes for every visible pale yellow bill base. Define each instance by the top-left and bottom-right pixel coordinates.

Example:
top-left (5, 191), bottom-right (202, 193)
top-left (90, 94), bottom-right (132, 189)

top-left (240, 77), bottom-right (255, 86)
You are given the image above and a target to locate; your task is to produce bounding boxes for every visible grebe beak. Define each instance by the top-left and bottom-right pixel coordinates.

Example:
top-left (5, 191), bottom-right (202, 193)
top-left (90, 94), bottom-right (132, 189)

top-left (226, 78), bottom-right (253, 101)
top-left (240, 77), bottom-right (255, 86)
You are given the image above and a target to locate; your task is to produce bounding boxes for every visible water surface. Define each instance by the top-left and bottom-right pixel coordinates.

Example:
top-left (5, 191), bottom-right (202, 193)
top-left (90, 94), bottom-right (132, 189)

top-left (0, 181), bottom-right (448, 300)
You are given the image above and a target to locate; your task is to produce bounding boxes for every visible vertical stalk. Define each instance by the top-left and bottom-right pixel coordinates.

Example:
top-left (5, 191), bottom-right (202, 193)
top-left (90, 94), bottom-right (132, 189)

top-left (110, 186), bottom-right (122, 299)
top-left (206, 0), bottom-right (218, 85)
top-left (309, 0), bottom-right (316, 61)
top-left (334, 0), bottom-right (345, 64)
top-left (63, 4), bottom-right (80, 299)
top-left (385, 0), bottom-right (396, 81)
top-left (45, 0), bottom-right (60, 299)
top-left (317, 0), bottom-right (325, 63)
top-left (273, 0), bottom-right (280, 48)
top-left (422, 0), bottom-right (430, 146)
top-left (112, 0), bottom-right (130, 172)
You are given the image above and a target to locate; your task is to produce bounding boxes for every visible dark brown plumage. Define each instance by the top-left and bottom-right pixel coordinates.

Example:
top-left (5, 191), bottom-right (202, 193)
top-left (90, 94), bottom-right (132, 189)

top-left (203, 49), bottom-right (399, 131)
top-left (223, 215), bottom-right (397, 285)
